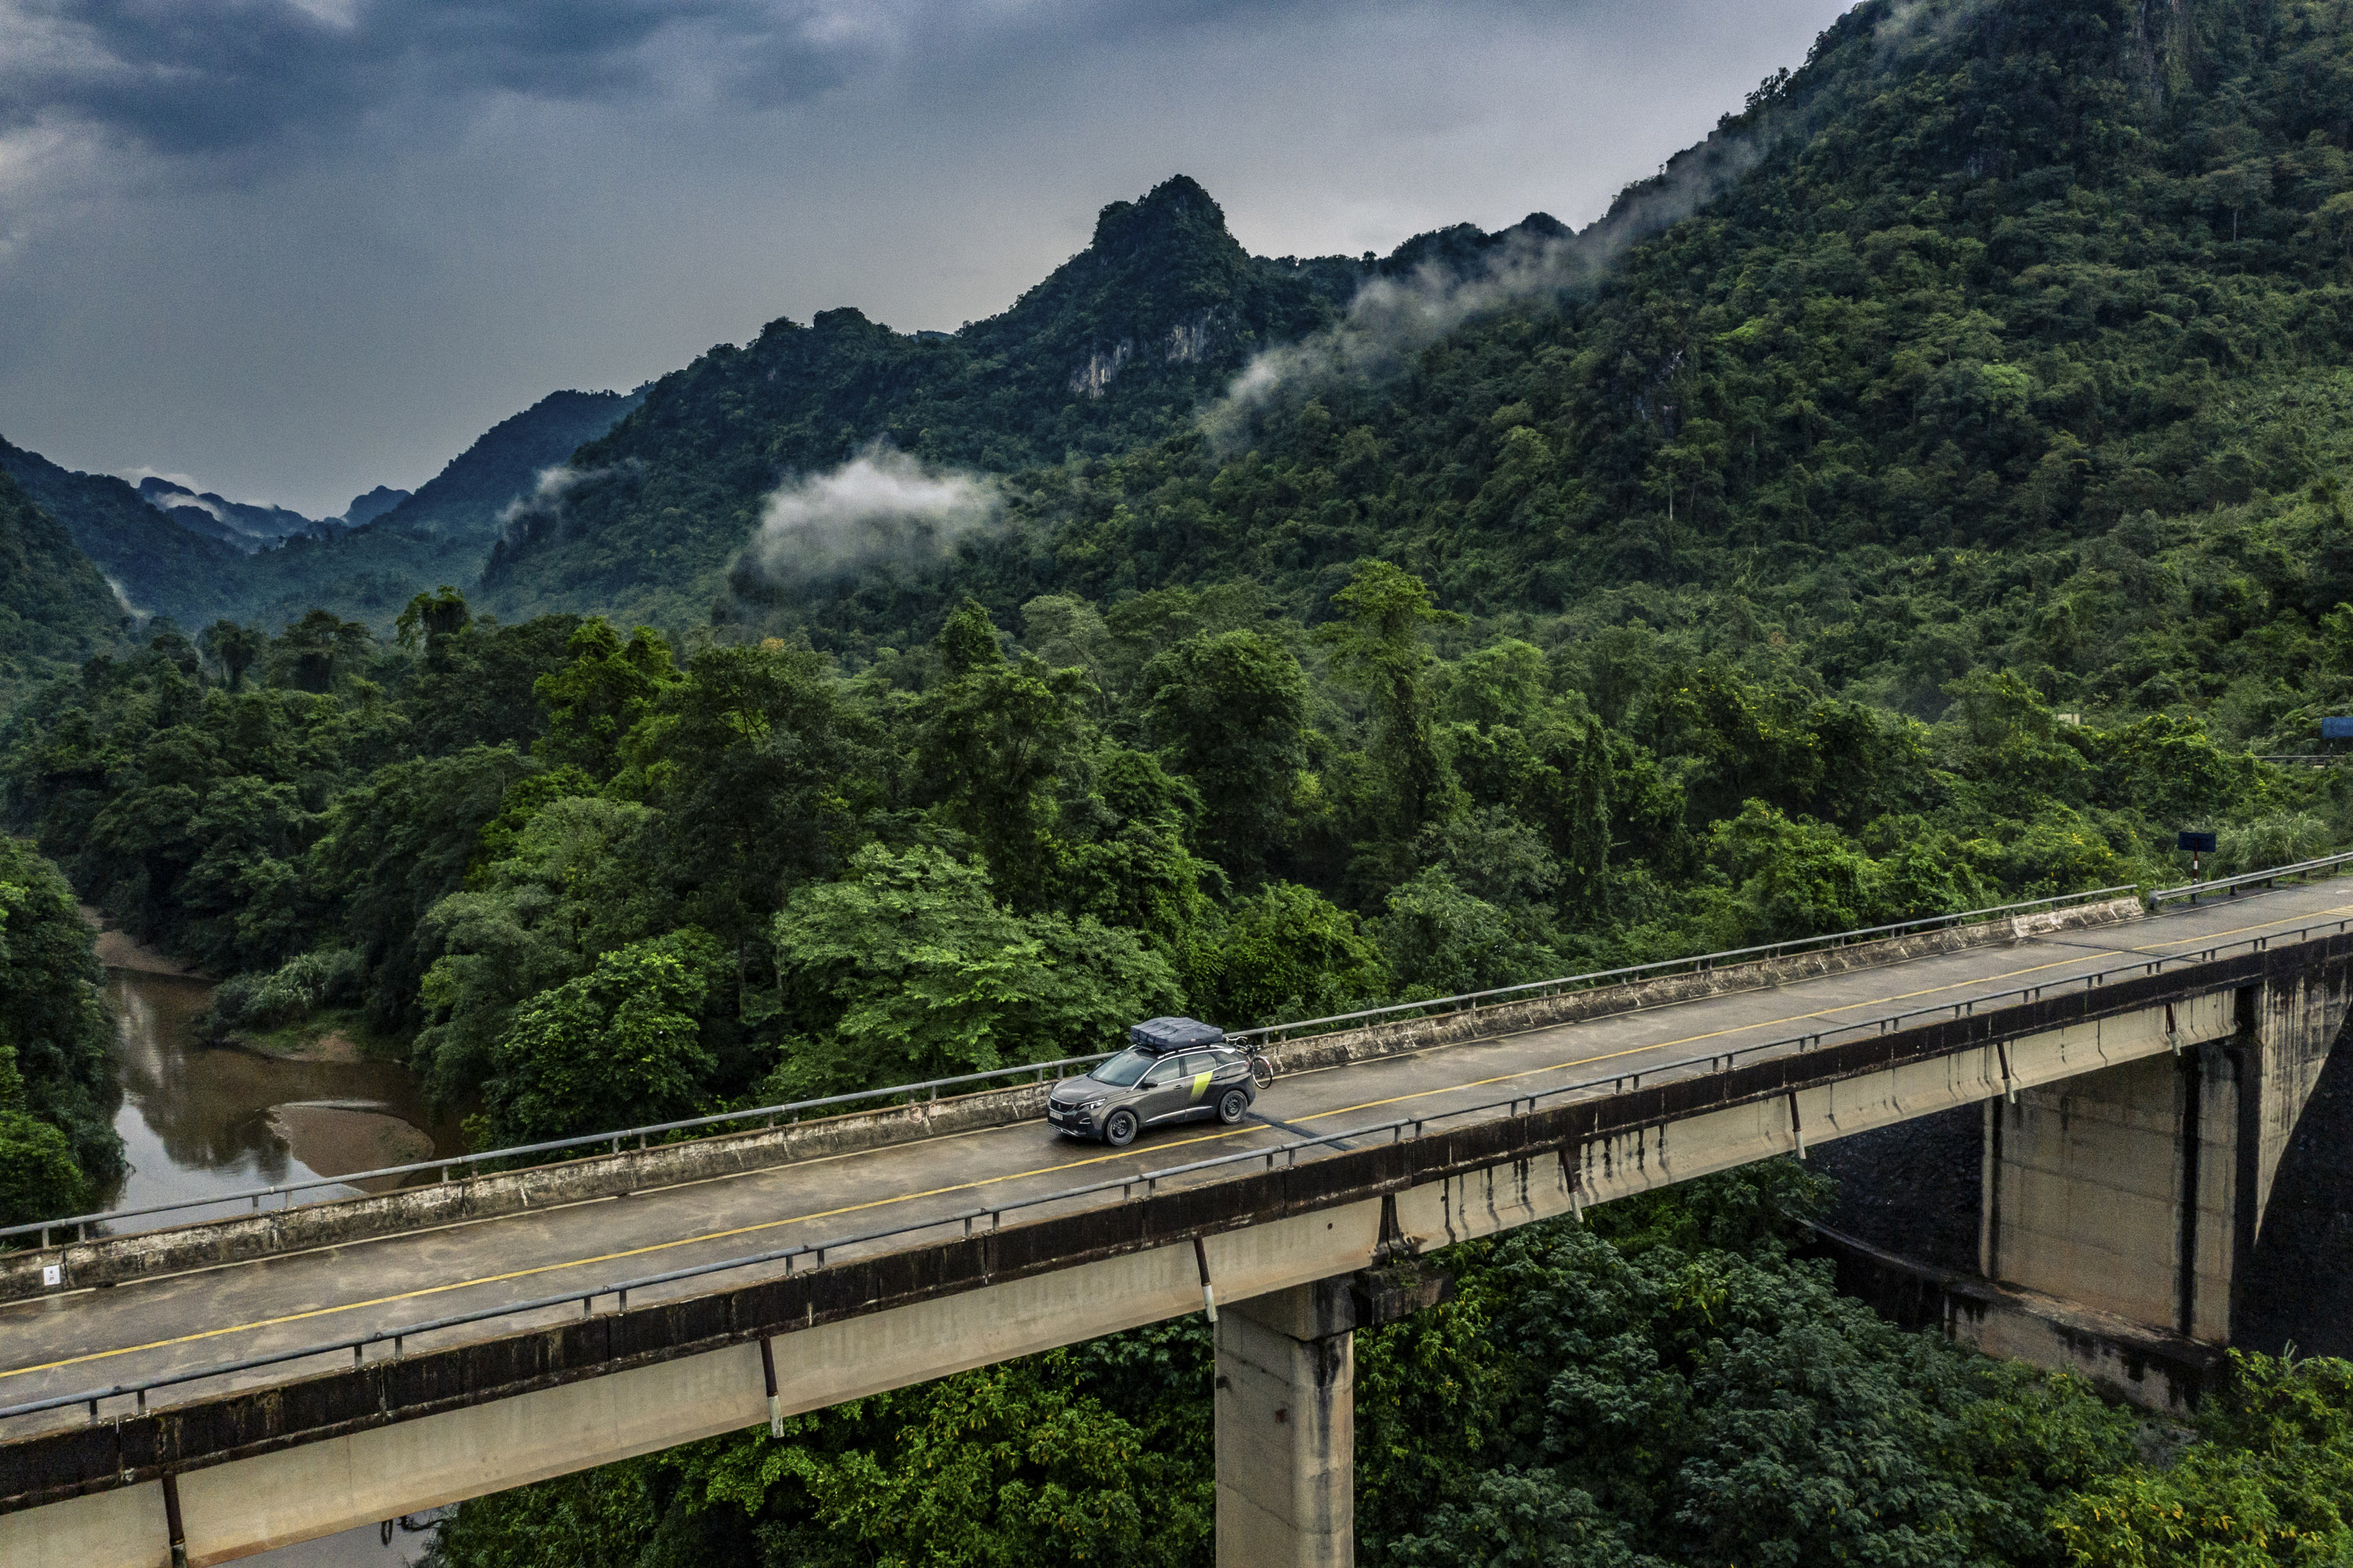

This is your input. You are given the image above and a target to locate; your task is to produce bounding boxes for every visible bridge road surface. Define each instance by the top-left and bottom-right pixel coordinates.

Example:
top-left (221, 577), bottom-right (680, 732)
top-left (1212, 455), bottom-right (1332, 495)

top-left (5, 879), bottom-right (2351, 1442)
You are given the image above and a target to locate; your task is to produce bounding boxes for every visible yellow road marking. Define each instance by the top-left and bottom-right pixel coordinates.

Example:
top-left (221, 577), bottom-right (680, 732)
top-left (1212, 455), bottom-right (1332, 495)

top-left (9, 897), bottom-right (2346, 1388)
top-left (1286, 899), bottom-right (2353, 1124)
top-left (0, 1130), bottom-right (1253, 1382)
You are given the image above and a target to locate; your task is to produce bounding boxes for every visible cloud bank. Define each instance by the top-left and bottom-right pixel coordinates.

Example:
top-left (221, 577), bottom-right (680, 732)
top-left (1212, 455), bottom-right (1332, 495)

top-left (0, 0), bottom-right (881, 164)
top-left (0, 0), bottom-right (1853, 515)
top-left (1207, 114), bottom-right (1774, 442)
top-left (744, 448), bottom-right (1000, 581)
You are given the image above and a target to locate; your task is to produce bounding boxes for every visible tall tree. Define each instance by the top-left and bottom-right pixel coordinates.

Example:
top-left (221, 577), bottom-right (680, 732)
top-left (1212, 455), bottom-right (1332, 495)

top-left (1319, 561), bottom-right (1460, 863)
top-left (1142, 629), bottom-right (1310, 881)
top-left (915, 599), bottom-right (1092, 911)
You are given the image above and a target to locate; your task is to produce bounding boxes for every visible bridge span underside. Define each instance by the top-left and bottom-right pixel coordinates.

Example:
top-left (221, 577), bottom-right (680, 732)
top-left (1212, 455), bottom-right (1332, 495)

top-left (5, 880), bottom-right (2352, 1566)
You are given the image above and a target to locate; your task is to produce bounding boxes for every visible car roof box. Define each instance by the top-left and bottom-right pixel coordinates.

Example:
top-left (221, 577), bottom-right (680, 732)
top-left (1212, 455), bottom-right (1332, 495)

top-left (1127, 1016), bottom-right (1225, 1053)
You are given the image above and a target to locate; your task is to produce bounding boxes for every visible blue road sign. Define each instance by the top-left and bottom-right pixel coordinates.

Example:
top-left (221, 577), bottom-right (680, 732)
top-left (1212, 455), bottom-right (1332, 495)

top-left (2324, 717), bottom-right (2353, 740)
top-left (2177, 831), bottom-right (2217, 853)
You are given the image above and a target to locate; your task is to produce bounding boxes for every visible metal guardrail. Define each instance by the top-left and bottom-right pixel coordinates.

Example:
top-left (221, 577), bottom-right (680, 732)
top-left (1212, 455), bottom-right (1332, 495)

top-left (2, 882), bottom-right (2137, 1249)
top-left (0, 1053), bottom-right (1122, 1247)
top-left (1221, 885), bottom-right (2139, 1045)
top-left (13, 908), bottom-right (2340, 1432)
top-left (2148, 849), bottom-right (2353, 910)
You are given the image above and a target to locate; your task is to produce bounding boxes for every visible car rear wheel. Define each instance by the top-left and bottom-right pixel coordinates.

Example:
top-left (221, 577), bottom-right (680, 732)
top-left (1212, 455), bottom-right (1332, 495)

top-left (1217, 1088), bottom-right (1250, 1125)
top-left (1103, 1108), bottom-right (1139, 1148)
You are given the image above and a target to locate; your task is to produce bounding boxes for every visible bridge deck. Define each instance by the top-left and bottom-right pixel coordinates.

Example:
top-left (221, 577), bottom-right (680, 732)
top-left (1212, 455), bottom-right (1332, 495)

top-left (4, 879), bottom-right (2349, 1441)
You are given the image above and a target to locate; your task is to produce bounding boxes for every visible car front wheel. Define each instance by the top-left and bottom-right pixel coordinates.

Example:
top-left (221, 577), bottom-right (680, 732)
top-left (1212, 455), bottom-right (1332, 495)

top-left (1103, 1108), bottom-right (1139, 1147)
top-left (1217, 1088), bottom-right (1250, 1125)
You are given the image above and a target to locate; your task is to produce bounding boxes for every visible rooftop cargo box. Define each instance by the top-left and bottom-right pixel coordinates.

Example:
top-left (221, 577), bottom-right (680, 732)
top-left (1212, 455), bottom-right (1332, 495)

top-left (1127, 1016), bottom-right (1226, 1053)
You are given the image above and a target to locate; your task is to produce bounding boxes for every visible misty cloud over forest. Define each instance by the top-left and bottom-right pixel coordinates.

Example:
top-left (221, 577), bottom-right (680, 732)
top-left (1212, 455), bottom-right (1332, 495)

top-left (742, 449), bottom-right (1000, 583)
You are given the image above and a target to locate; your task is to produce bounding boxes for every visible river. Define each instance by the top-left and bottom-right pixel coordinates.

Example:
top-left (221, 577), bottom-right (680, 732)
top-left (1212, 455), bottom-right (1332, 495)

top-left (97, 933), bottom-right (463, 1563)
top-left (98, 936), bottom-right (467, 1228)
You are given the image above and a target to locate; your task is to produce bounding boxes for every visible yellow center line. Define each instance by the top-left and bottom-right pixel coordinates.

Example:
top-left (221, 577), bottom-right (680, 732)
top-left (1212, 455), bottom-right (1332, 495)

top-left (1283, 899), bottom-right (2353, 1123)
top-left (0, 1129), bottom-right (1260, 1383)
top-left (10, 897), bottom-right (2346, 1389)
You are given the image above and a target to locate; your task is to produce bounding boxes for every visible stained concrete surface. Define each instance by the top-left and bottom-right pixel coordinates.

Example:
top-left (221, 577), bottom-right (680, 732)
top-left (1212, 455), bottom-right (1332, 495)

top-left (2236, 1008), bottom-right (2353, 1357)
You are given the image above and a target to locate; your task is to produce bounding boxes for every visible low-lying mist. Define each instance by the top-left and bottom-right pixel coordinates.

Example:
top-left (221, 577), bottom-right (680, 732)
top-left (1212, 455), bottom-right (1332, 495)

top-left (740, 448), bottom-right (1001, 584)
top-left (1205, 122), bottom-right (1769, 446)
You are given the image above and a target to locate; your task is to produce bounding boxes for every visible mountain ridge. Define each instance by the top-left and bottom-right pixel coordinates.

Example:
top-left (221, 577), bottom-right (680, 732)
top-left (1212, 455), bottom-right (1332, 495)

top-left (478, 176), bottom-right (1568, 628)
top-left (0, 439), bottom-right (251, 629)
top-left (0, 466), bottom-right (123, 701)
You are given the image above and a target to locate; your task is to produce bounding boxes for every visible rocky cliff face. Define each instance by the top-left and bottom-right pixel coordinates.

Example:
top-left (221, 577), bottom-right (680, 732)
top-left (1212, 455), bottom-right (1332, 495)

top-left (1069, 307), bottom-right (1227, 395)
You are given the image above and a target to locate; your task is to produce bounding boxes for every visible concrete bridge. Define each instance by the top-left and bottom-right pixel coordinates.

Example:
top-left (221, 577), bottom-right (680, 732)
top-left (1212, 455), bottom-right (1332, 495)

top-left (5, 872), bottom-right (2352, 1566)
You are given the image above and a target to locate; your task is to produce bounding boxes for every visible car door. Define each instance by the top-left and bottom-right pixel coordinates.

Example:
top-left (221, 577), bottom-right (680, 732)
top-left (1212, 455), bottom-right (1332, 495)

top-left (1171, 1050), bottom-right (1220, 1120)
top-left (1133, 1055), bottom-right (1192, 1126)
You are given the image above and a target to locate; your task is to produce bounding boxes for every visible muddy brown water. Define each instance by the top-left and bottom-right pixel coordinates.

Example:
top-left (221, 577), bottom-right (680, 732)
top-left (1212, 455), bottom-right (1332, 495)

top-left (92, 931), bottom-right (463, 1562)
top-left (98, 937), bottom-right (467, 1232)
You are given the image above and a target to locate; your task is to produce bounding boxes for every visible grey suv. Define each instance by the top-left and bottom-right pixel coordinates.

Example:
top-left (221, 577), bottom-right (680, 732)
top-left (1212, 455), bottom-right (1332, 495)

top-left (1046, 1026), bottom-right (1260, 1147)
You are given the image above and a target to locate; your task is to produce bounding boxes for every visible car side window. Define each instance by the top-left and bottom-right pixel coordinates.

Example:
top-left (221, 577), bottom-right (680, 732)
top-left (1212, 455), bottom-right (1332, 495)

top-left (1140, 1058), bottom-right (1180, 1087)
top-left (1176, 1052), bottom-right (1213, 1078)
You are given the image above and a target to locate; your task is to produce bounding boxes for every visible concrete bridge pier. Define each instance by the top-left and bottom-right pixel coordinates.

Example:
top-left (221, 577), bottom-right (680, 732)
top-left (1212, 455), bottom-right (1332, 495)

top-left (1215, 1264), bottom-right (1452, 1568)
top-left (1981, 973), bottom-right (2348, 1348)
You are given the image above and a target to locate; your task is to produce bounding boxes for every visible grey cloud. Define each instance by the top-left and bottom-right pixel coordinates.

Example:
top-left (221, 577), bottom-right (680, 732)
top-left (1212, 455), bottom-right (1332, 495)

top-left (2, 0), bottom-right (1445, 160)
top-left (0, 0), bottom-right (866, 157)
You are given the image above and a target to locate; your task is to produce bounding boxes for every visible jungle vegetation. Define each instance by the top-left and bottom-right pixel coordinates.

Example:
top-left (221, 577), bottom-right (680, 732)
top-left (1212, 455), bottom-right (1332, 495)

top-left (0, 466), bottom-right (124, 708)
top-left (3, 0), bottom-right (2353, 1558)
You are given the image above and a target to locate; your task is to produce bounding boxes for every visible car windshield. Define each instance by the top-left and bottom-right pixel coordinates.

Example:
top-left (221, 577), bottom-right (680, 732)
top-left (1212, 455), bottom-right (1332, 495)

top-left (1089, 1048), bottom-right (1157, 1087)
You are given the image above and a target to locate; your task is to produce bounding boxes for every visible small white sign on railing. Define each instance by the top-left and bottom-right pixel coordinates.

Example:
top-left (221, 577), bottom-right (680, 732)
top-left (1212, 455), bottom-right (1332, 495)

top-left (42, 1264), bottom-right (61, 1288)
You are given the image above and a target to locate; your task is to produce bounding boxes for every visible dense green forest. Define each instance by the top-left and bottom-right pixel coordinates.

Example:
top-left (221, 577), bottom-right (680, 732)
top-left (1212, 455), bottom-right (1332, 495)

top-left (0, 467), bottom-right (124, 707)
top-left (4, 0), bottom-right (2353, 1558)
top-left (3, 558), bottom-right (2322, 1162)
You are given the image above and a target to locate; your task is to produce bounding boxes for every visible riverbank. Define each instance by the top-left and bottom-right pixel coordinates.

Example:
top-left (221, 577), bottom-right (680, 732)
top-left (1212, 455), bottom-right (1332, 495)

top-left (88, 918), bottom-right (464, 1224)
top-left (233, 1009), bottom-right (412, 1066)
top-left (81, 904), bottom-right (205, 979)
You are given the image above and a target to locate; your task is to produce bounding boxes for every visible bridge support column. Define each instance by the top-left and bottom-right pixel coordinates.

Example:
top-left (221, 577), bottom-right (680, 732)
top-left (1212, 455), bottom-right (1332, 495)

top-left (1215, 1263), bottom-right (1452, 1568)
top-left (1215, 1286), bottom-right (1352, 1568)
top-left (1984, 974), bottom-right (2347, 1344)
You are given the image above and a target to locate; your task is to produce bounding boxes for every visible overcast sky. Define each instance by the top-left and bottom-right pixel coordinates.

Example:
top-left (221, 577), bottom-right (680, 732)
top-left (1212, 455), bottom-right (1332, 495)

top-left (0, 0), bottom-right (1853, 517)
